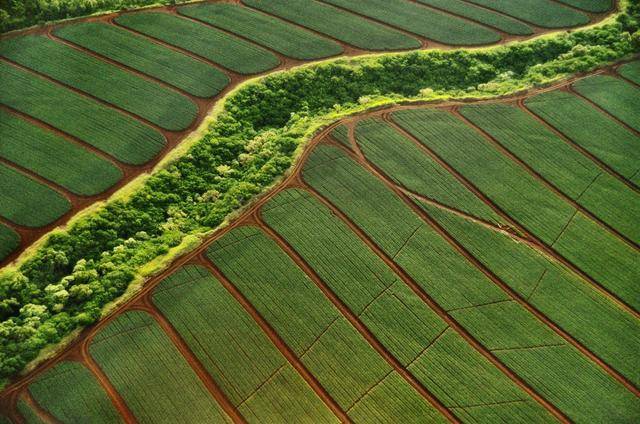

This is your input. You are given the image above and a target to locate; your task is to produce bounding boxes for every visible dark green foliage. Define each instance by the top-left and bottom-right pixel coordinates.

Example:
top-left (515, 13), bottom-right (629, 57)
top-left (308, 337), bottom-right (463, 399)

top-left (0, 5), bottom-right (637, 385)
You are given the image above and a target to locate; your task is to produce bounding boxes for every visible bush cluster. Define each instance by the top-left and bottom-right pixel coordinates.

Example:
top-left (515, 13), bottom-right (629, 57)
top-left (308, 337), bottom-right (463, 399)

top-left (0, 5), bottom-right (638, 385)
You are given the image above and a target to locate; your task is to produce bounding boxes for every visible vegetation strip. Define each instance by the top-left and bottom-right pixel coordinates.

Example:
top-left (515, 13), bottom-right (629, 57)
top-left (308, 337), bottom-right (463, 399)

top-left (0, 3), bottom-right (637, 413)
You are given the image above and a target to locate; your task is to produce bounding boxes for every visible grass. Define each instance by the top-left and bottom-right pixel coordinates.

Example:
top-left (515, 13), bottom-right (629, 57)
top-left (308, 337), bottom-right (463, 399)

top-left (54, 21), bottom-right (230, 98)
top-left (242, 0), bottom-right (421, 50)
top-left (0, 35), bottom-right (197, 131)
top-left (416, 0), bottom-right (533, 35)
top-left (391, 108), bottom-right (575, 245)
top-left (353, 117), bottom-right (501, 223)
top-left (618, 60), bottom-right (640, 84)
top-left (321, 0), bottom-right (500, 45)
top-left (206, 226), bottom-right (445, 416)
top-left (525, 90), bottom-right (640, 179)
top-left (0, 61), bottom-right (165, 165)
top-left (262, 188), bottom-right (553, 420)
top-left (572, 75), bottom-right (640, 132)
top-left (0, 109), bottom-right (122, 196)
top-left (26, 361), bottom-right (122, 423)
top-left (463, 0), bottom-right (589, 27)
top-left (89, 310), bottom-right (232, 423)
top-left (178, 3), bottom-right (343, 60)
top-left (152, 264), bottom-right (337, 423)
top-left (115, 12), bottom-right (280, 74)
top-left (0, 163), bottom-right (70, 228)
top-left (0, 224), bottom-right (19, 262)
top-left (459, 103), bottom-right (640, 244)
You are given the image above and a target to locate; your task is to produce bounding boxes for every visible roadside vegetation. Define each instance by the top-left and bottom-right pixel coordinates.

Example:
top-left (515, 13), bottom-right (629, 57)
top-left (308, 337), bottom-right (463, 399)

top-left (0, 0), bottom-right (637, 390)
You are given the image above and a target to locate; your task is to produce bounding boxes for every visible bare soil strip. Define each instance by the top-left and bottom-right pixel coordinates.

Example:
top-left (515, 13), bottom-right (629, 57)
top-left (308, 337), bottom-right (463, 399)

top-left (256, 214), bottom-right (459, 423)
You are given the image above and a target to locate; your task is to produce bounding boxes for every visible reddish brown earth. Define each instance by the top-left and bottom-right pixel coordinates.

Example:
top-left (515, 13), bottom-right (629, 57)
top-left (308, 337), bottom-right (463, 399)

top-left (2, 64), bottom-right (639, 422)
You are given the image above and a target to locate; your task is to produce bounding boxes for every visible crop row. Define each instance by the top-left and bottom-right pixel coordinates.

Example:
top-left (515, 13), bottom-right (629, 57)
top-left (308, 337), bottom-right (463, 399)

top-left (0, 109), bottom-right (122, 196)
top-left (462, 0), bottom-right (590, 27)
top-left (89, 310), bottom-right (231, 423)
top-left (0, 61), bottom-right (165, 165)
top-left (54, 22), bottom-right (229, 98)
top-left (348, 116), bottom-right (639, 388)
top-left (302, 144), bottom-right (639, 422)
top-left (207, 226), bottom-right (449, 422)
top-left (0, 224), bottom-right (19, 262)
top-left (459, 102), bottom-right (639, 244)
top-left (261, 188), bottom-right (554, 422)
top-left (178, 3), bottom-right (343, 60)
top-left (391, 108), bottom-right (639, 311)
top-left (115, 12), bottom-right (280, 75)
top-left (319, 0), bottom-right (500, 45)
top-left (0, 35), bottom-right (196, 131)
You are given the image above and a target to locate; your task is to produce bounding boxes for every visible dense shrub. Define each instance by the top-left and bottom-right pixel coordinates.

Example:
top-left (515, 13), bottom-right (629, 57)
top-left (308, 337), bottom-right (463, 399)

top-left (0, 5), bottom-right (638, 386)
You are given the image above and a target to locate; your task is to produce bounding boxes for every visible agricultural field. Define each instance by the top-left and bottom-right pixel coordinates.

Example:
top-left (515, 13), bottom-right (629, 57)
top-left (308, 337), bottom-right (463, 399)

top-left (0, 1), bottom-right (637, 423)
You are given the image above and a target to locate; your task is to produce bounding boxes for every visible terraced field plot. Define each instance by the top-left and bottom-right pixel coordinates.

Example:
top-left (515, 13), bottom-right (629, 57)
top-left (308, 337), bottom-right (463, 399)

top-left (3, 69), bottom-right (638, 423)
top-left (0, 0), bottom-right (614, 267)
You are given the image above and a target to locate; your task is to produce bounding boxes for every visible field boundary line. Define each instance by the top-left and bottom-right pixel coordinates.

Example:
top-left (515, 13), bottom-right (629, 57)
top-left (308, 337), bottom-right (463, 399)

top-left (130, 303), bottom-right (246, 423)
top-left (79, 342), bottom-right (137, 423)
top-left (300, 183), bottom-right (570, 423)
top-left (566, 83), bottom-right (640, 137)
top-left (451, 107), bottom-right (640, 252)
top-left (382, 112), bottom-right (640, 317)
top-left (199, 259), bottom-right (353, 423)
top-left (344, 125), bottom-right (640, 396)
top-left (0, 57), bottom-right (170, 134)
top-left (518, 98), bottom-right (640, 192)
top-left (255, 216), bottom-right (460, 423)
top-left (47, 29), bottom-right (205, 101)
top-left (20, 390), bottom-right (60, 424)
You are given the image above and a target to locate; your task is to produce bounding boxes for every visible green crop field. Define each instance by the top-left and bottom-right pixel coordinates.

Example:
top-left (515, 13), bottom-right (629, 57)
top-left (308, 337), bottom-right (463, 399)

top-left (0, 224), bottom-right (19, 262)
top-left (459, 103), bottom-right (640, 244)
top-left (115, 12), bottom-right (280, 74)
top-left (89, 310), bottom-right (232, 423)
top-left (392, 107), bottom-right (640, 311)
top-left (0, 163), bottom-right (70, 227)
top-left (416, 0), bottom-right (533, 35)
top-left (463, 0), bottom-right (589, 27)
top-left (302, 145), bottom-right (639, 422)
top-left (0, 61), bottom-right (165, 165)
top-left (0, 109), bottom-right (122, 196)
top-left (242, 0), bottom-right (421, 50)
top-left (0, 1), bottom-right (637, 423)
top-left (572, 75), bottom-right (640, 132)
top-left (0, 35), bottom-right (197, 131)
top-left (54, 22), bottom-right (230, 98)
top-left (320, 0), bottom-right (500, 45)
top-left (25, 361), bottom-right (122, 423)
top-left (618, 60), bottom-right (640, 84)
top-left (525, 90), bottom-right (640, 180)
top-left (178, 3), bottom-right (343, 60)
top-left (152, 264), bottom-right (336, 423)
